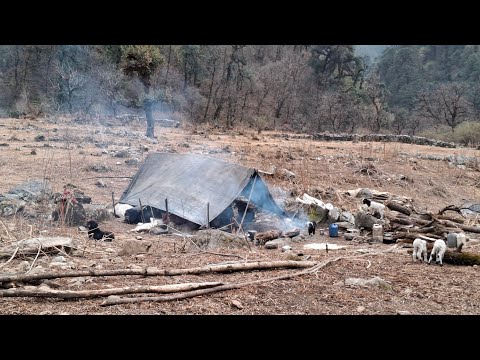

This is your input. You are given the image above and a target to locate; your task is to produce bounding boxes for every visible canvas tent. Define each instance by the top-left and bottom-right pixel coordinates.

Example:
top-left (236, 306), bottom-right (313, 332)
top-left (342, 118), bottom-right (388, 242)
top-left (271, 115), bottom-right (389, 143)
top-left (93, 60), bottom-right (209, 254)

top-left (119, 153), bottom-right (285, 227)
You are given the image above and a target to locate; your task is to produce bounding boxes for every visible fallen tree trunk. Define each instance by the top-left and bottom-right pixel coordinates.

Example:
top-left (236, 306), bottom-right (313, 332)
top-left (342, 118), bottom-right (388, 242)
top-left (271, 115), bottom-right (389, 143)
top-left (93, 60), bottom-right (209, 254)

top-left (101, 244), bottom-right (401, 306)
top-left (101, 257), bottom-right (341, 306)
top-left (255, 230), bottom-right (282, 244)
top-left (387, 215), bottom-right (432, 226)
top-left (0, 282), bottom-right (223, 299)
top-left (390, 218), bottom-right (414, 226)
top-left (283, 229), bottom-right (300, 238)
top-left (0, 260), bottom-right (317, 284)
top-left (437, 220), bottom-right (480, 234)
top-left (393, 233), bottom-right (440, 242)
top-left (386, 201), bottom-right (411, 216)
top-left (436, 215), bottom-right (465, 224)
top-left (415, 226), bottom-right (436, 234)
top-left (407, 249), bottom-right (480, 265)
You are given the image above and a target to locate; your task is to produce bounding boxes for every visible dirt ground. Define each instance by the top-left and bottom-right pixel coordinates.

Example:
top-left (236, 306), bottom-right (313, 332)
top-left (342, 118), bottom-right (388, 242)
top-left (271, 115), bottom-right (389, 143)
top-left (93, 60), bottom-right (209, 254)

top-left (0, 116), bottom-right (479, 315)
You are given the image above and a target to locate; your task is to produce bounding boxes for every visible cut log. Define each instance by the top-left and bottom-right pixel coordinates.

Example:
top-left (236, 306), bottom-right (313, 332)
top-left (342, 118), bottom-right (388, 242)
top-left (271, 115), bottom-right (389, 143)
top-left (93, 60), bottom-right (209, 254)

top-left (255, 230), bottom-right (282, 244)
top-left (386, 201), bottom-right (411, 216)
top-left (415, 226), bottom-right (436, 233)
top-left (0, 260), bottom-right (317, 284)
top-left (390, 218), bottom-right (414, 226)
top-left (283, 229), bottom-right (300, 238)
top-left (437, 220), bottom-right (480, 234)
top-left (436, 215), bottom-right (465, 224)
top-left (387, 215), bottom-right (432, 226)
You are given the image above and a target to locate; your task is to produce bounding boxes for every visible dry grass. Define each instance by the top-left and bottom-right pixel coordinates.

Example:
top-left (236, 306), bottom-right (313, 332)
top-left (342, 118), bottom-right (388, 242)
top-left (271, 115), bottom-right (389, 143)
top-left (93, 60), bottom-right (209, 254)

top-left (0, 117), bottom-right (480, 315)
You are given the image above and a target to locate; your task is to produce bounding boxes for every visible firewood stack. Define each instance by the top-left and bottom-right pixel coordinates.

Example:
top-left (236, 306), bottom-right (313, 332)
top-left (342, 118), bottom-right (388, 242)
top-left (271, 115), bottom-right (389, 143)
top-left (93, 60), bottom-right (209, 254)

top-left (385, 202), bottom-right (480, 265)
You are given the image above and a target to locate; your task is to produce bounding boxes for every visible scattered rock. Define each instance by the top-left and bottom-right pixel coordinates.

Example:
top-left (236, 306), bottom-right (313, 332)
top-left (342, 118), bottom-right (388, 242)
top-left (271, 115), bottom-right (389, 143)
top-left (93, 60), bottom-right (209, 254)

top-left (125, 158), bottom-right (140, 165)
top-left (345, 276), bottom-right (392, 290)
top-left (284, 253), bottom-right (305, 261)
top-left (51, 256), bottom-right (65, 263)
top-left (117, 240), bottom-right (152, 256)
top-left (34, 134), bottom-right (45, 141)
top-left (111, 257), bottom-right (125, 264)
top-left (191, 229), bottom-right (248, 250)
top-left (354, 211), bottom-right (382, 230)
top-left (231, 300), bottom-right (244, 309)
top-left (114, 150), bottom-right (130, 158)
top-left (8, 179), bottom-right (52, 202)
top-left (356, 306), bottom-right (365, 313)
top-left (16, 261), bottom-right (30, 273)
top-left (95, 180), bottom-right (107, 188)
top-left (89, 164), bottom-right (109, 173)
top-left (396, 310), bottom-right (411, 315)
top-left (282, 169), bottom-right (296, 180)
top-left (264, 239), bottom-right (286, 249)
top-left (48, 262), bottom-right (68, 270)
top-left (83, 204), bottom-right (111, 222)
top-left (52, 201), bottom-right (86, 226)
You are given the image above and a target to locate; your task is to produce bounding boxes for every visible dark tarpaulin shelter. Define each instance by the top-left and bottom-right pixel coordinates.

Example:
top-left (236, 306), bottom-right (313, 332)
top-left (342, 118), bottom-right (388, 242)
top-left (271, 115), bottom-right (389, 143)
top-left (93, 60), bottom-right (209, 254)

top-left (119, 153), bottom-right (285, 226)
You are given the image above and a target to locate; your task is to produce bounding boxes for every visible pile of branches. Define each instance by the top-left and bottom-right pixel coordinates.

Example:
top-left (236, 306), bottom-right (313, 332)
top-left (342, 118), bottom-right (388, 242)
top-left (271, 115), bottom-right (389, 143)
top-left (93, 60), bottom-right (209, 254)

top-left (385, 202), bottom-right (480, 265)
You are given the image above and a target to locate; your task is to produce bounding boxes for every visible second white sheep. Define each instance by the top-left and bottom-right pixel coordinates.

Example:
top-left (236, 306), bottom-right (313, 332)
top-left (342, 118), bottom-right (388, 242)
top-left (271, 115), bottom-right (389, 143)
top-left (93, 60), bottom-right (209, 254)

top-left (428, 239), bottom-right (447, 266)
top-left (412, 238), bottom-right (428, 263)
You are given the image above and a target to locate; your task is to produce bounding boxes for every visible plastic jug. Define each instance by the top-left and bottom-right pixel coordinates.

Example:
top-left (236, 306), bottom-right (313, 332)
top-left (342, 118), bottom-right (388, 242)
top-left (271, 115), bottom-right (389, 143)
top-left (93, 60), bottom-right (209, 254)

top-left (329, 223), bottom-right (338, 237)
top-left (447, 232), bottom-right (458, 248)
top-left (372, 224), bottom-right (383, 242)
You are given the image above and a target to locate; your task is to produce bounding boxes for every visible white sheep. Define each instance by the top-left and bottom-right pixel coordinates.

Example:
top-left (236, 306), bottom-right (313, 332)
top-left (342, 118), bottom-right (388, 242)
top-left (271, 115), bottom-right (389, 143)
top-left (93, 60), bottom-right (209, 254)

top-left (129, 217), bottom-right (164, 232)
top-left (428, 239), bottom-right (447, 266)
top-left (456, 232), bottom-right (468, 250)
top-left (114, 203), bottom-right (133, 218)
top-left (362, 199), bottom-right (385, 220)
top-left (412, 238), bottom-right (427, 263)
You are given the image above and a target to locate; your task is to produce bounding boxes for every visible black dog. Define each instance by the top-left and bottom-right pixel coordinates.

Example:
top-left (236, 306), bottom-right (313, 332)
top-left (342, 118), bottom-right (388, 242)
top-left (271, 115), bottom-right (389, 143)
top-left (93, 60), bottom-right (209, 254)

top-left (306, 221), bottom-right (316, 236)
top-left (86, 220), bottom-right (115, 241)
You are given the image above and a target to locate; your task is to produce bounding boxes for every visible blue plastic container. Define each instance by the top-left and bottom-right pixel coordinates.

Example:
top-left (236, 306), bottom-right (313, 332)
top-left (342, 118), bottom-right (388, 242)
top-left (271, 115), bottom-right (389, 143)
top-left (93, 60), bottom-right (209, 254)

top-left (329, 223), bottom-right (338, 237)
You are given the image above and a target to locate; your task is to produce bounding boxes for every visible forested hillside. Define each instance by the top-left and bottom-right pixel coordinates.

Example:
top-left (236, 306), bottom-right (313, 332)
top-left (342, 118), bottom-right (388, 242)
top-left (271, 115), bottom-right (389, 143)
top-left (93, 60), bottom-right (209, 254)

top-left (0, 45), bottom-right (479, 144)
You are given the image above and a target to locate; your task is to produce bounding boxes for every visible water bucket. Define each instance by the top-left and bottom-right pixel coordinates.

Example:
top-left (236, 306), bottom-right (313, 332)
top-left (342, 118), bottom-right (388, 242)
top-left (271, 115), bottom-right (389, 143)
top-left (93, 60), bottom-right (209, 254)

top-left (447, 232), bottom-right (458, 248)
top-left (372, 224), bottom-right (383, 242)
top-left (329, 223), bottom-right (338, 237)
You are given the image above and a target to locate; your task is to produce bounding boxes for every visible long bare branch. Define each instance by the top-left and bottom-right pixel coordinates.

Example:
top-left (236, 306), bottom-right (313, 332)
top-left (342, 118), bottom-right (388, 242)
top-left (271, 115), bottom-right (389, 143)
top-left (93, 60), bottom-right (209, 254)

top-left (0, 260), bottom-right (317, 284)
top-left (0, 282), bottom-right (223, 299)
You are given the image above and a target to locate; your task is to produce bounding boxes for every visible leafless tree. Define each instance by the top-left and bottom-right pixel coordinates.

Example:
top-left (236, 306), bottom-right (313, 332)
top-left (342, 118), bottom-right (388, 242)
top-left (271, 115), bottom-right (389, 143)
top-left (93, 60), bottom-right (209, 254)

top-left (416, 83), bottom-right (471, 133)
top-left (363, 74), bottom-right (391, 132)
top-left (96, 64), bottom-right (125, 117)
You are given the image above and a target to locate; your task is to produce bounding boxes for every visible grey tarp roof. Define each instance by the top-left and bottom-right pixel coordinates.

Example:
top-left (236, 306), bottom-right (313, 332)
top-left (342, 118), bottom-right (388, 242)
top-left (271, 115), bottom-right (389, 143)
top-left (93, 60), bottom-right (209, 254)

top-left (119, 153), bottom-right (284, 226)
